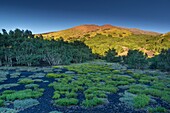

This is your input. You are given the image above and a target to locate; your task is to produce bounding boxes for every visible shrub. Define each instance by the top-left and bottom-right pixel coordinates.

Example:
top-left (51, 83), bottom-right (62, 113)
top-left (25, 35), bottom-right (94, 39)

top-left (14, 98), bottom-right (39, 109)
top-left (18, 78), bottom-right (34, 84)
top-left (65, 92), bottom-right (77, 98)
top-left (82, 97), bottom-right (104, 107)
top-left (124, 50), bottom-right (148, 69)
top-left (85, 94), bottom-right (96, 100)
top-left (2, 89), bottom-right (44, 101)
top-left (148, 106), bottom-right (167, 113)
top-left (0, 99), bottom-right (3, 106)
top-left (53, 92), bottom-right (60, 99)
top-left (54, 98), bottom-right (78, 106)
top-left (47, 73), bottom-right (66, 78)
top-left (134, 94), bottom-right (150, 108)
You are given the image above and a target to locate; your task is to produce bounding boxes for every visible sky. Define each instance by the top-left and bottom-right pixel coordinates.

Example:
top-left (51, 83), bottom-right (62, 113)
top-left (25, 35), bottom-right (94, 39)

top-left (0, 0), bottom-right (170, 34)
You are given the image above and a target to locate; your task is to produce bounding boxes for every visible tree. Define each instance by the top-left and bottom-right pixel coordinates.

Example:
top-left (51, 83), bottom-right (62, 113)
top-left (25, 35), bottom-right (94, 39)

top-left (105, 49), bottom-right (120, 62)
top-left (150, 49), bottom-right (170, 71)
top-left (124, 50), bottom-right (148, 69)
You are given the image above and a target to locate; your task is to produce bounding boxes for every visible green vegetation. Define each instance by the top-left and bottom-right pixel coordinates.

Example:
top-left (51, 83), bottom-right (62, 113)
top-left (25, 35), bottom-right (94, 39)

top-left (82, 97), bottom-right (104, 107)
top-left (0, 89), bottom-right (44, 101)
top-left (148, 106), bottom-right (167, 113)
top-left (18, 78), bottom-right (34, 84)
top-left (54, 98), bottom-right (78, 106)
top-left (124, 50), bottom-right (148, 69)
top-left (0, 29), bottom-right (94, 66)
top-left (0, 99), bottom-right (3, 106)
top-left (134, 94), bottom-right (150, 108)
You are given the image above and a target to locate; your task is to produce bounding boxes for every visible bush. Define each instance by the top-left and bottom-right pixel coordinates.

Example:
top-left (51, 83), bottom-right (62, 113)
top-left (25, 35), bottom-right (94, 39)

top-left (82, 97), bottom-right (104, 107)
top-left (0, 99), bottom-right (3, 106)
top-left (54, 98), bottom-right (78, 106)
top-left (134, 94), bottom-right (150, 108)
top-left (1, 89), bottom-right (44, 101)
top-left (150, 49), bottom-right (170, 71)
top-left (148, 106), bottom-right (167, 113)
top-left (105, 49), bottom-right (120, 62)
top-left (65, 92), bottom-right (77, 98)
top-left (18, 78), bottom-right (34, 84)
top-left (46, 73), bottom-right (66, 78)
top-left (124, 50), bottom-right (148, 69)
top-left (53, 92), bottom-right (60, 99)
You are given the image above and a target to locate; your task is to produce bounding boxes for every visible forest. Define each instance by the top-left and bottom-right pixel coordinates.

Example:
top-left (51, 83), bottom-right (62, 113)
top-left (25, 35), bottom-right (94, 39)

top-left (0, 29), bottom-right (170, 71)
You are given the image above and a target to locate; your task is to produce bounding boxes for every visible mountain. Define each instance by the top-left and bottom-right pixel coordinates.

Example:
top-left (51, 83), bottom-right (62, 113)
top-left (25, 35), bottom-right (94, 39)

top-left (36, 24), bottom-right (160, 40)
top-left (35, 24), bottom-right (169, 57)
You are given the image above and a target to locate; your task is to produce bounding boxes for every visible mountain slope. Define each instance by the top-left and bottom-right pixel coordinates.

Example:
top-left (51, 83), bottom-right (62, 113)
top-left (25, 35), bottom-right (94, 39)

top-left (35, 24), bottom-right (169, 57)
top-left (36, 24), bottom-right (160, 41)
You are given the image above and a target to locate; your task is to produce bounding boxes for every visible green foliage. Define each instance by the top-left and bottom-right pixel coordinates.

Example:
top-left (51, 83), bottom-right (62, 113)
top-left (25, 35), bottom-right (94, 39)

top-left (54, 98), bottom-right (78, 106)
top-left (0, 29), bottom-right (94, 66)
top-left (18, 78), bottom-right (34, 84)
top-left (0, 99), bottom-right (3, 106)
top-left (46, 73), bottom-right (66, 78)
top-left (105, 49), bottom-right (120, 62)
top-left (150, 49), bottom-right (170, 71)
top-left (148, 106), bottom-right (167, 113)
top-left (124, 50), bottom-right (148, 69)
top-left (65, 92), bottom-right (77, 98)
top-left (134, 94), bottom-right (150, 108)
top-left (82, 97), bottom-right (104, 107)
top-left (0, 89), bottom-right (44, 101)
top-left (52, 91), bottom-right (60, 99)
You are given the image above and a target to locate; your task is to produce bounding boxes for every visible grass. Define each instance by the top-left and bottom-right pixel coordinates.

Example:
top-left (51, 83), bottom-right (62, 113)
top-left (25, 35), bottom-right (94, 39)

top-left (54, 98), bottom-right (78, 106)
top-left (134, 94), bottom-right (150, 108)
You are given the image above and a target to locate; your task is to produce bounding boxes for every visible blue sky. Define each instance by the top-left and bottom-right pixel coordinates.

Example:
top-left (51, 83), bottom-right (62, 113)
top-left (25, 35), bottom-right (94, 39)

top-left (0, 0), bottom-right (170, 33)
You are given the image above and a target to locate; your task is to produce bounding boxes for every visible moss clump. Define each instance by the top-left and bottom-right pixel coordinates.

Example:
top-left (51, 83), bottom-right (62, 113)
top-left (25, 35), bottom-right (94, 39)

top-left (54, 98), bottom-right (78, 106)
top-left (18, 78), bottom-right (34, 84)
top-left (134, 94), bottom-right (150, 108)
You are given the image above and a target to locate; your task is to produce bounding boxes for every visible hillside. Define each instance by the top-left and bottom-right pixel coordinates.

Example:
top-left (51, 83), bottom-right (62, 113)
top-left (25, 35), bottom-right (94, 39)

top-left (35, 24), bottom-right (169, 57)
top-left (36, 24), bottom-right (160, 40)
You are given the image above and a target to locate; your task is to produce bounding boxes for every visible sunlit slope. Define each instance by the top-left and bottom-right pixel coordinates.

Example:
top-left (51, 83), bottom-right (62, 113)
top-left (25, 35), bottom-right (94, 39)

top-left (36, 24), bottom-right (160, 41)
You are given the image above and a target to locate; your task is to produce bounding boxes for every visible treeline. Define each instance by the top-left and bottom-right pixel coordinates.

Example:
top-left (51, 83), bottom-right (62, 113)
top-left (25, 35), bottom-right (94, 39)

top-left (0, 29), bottom-right (170, 72)
top-left (0, 29), bottom-right (94, 66)
top-left (104, 49), bottom-right (170, 72)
